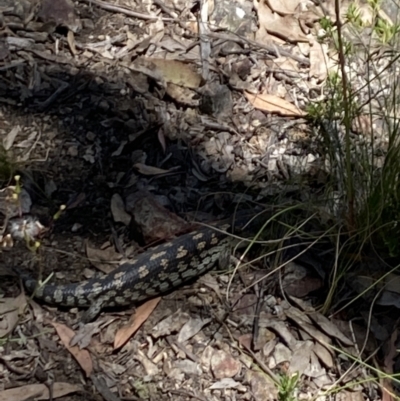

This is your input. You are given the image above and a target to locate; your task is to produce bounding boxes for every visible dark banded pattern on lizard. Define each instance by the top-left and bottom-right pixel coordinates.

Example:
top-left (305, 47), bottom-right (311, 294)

top-left (16, 221), bottom-right (239, 322)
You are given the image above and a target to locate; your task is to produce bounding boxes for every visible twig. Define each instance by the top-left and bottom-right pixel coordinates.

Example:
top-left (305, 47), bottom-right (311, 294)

top-left (205, 31), bottom-right (310, 66)
top-left (198, 0), bottom-right (210, 80)
top-left (79, 0), bottom-right (159, 20)
top-left (0, 60), bottom-right (26, 71)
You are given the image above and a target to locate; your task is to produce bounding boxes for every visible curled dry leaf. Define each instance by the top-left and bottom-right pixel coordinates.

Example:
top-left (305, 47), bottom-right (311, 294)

top-left (114, 297), bottom-right (161, 350)
top-left (266, 0), bottom-right (301, 15)
top-left (67, 30), bottom-right (77, 55)
top-left (157, 128), bottom-right (167, 153)
top-left (288, 340), bottom-right (313, 375)
top-left (152, 309), bottom-right (190, 338)
top-left (70, 319), bottom-right (107, 349)
top-left (3, 125), bottom-right (21, 150)
top-left (0, 293), bottom-right (26, 338)
top-left (209, 378), bottom-right (241, 390)
top-left (85, 241), bottom-right (122, 274)
top-left (50, 321), bottom-right (93, 377)
top-left (313, 342), bottom-right (334, 368)
top-left (245, 91), bottom-right (306, 116)
top-left (134, 163), bottom-right (171, 175)
top-left (110, 193), bottom-right (131, 225)
top-left (178, 316), bottom-right (212, 343)
top-left (254, 0), bottom-right (309, 43)
top-left (308, 312), bottom-right (353, 346)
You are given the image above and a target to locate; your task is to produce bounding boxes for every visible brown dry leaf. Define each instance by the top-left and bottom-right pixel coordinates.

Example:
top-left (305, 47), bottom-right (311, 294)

top-left (309, 40), bottom-right (329, 82)
top-left (50, 321), bottom-right (93, 377)
top-left (268, 13), bottom-right (309, 42)
top-left (15, 131), bottom-right (38, 150)
top-left (85, 242), bottom-right (122, 274)
top-left (308, 312), bottom-right (353, 346)
top-left (198, 273), bottom-right (221, 299)
top-left (209, 378), bottom-right (241, 390)
top-left (382, 329), bottom-right (397, 401)
top-left (301, 321), bottom-right (334, 345)
top-left (285, 307), bottom-right (332, 345)
top-left (3, 125), bottom-right (21, 150)
top-left (134, 163), bottom-right (171, 175)
top-left (0, 293), bottom-right (26, 338)
top-left (178, 316), bottom-right (212, 342)
top-left (0, 382), bottom-right (82, 401)
top-left (110, 193), bottom-right (131, 226)
top-left (157, 128), bottom-right (167, 153)
top-left (114, 297), bottom-right (161, 349)
top-left (274, 56), bottom-right (301, 75)
top-left (245, 91), bottom-right (306, 116)
top-left (312, 342), bottom-right (334, 368)
top-left (152, 309), bottom-right (190, 338)
top-left (67, 30), bottom-right (77, 55)
top-left (336, 390), bottom-right (367, 401)
top-left (246, 370), bottom-right (278, 401)
top-left (254, 0), bottom-right (308, 42)
top-left (284, 276), bottom-right (323, 297)
top-left (142, 58), bottom-right (202, 89)
top-left (70, 319), bottom-right (109, 349)
top-left (266, 0), bottom-right (301, 15)
top-left (288, 340), bottom-right (313, 375)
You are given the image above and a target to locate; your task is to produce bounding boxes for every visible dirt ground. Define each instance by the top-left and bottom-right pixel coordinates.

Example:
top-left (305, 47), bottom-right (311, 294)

top-left (0, 0), bottom-right (398, 400)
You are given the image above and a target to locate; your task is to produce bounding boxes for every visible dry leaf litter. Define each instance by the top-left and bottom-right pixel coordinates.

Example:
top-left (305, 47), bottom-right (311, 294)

top-left (0, 0), bottom-right (398, 400)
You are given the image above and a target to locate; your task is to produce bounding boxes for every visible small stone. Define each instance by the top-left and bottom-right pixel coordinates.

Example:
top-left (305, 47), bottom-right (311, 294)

top-left (68, 145), bottom-right (78, 157)
top-left (99, 100), bottom-right (109, 111)
top-left (86, 131), bottom-right (96, 141)
top-left (82, 19), bottom-right (94, 29)
top-left (211, 350), bottom-right (242, 379)
top-left (83, 154), bottom-right (95, 163)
